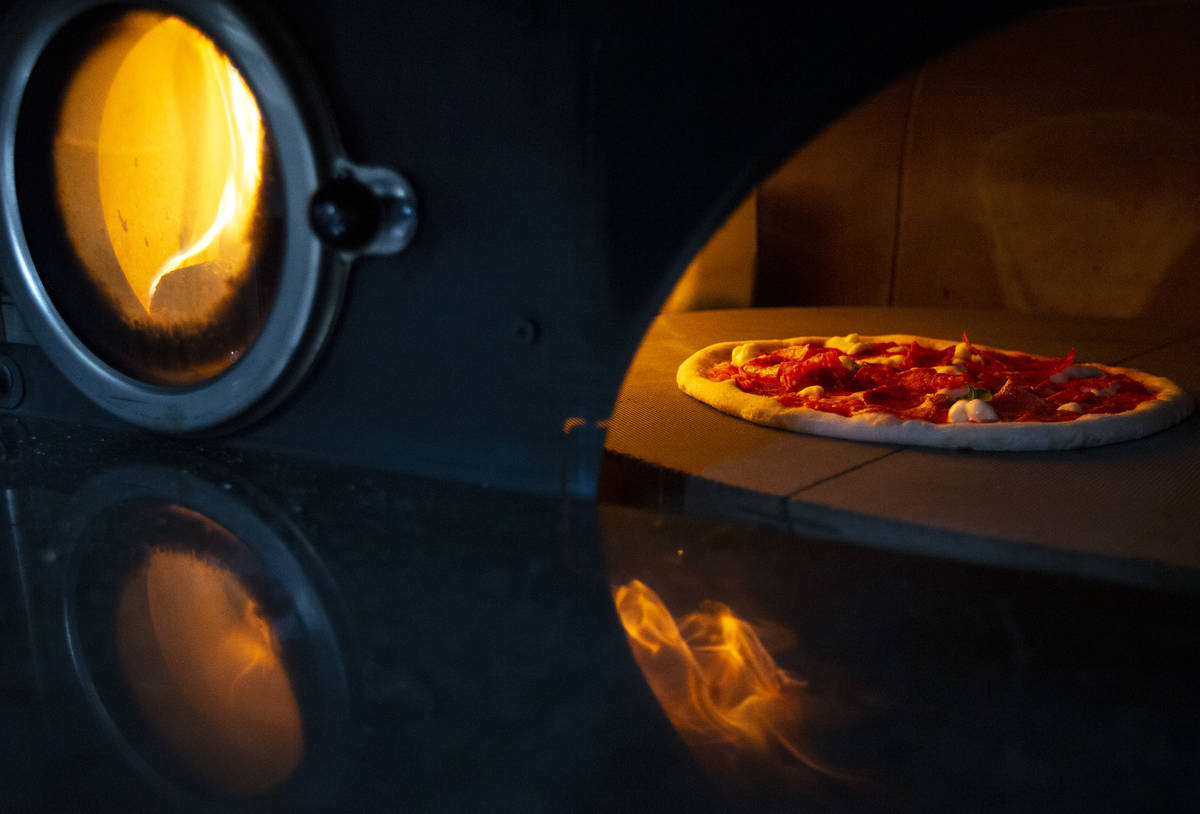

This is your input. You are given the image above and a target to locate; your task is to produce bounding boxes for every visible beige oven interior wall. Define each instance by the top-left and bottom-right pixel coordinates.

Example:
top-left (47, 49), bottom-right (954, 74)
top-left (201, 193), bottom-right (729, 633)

top-left (671, 0), bottom-right (1200, 329)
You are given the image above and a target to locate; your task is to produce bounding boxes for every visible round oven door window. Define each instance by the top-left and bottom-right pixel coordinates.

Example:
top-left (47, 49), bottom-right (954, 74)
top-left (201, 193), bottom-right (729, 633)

top-left (0, 1), bottom-right (342, 431)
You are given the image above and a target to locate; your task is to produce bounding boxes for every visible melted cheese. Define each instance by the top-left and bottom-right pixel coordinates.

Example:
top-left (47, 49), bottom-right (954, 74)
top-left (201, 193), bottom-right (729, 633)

top-left (732, 342), bottom-right (775, 366)
top-left (859, 354), bottom-right (906, 367)
top-left (948, 398), bottom-right (999, 423)
top-left (825, 334), bottom-right (873, 356)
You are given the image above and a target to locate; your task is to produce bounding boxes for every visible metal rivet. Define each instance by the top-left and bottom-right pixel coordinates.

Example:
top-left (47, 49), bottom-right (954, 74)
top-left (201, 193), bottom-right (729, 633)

top-left (511, 318), bottom-right (540, 344)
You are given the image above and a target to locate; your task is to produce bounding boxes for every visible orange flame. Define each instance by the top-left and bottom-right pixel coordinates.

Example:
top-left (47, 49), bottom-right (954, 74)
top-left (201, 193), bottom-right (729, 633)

top-left (54, 12), bottom-right (265, 327)
top-left (613, 579), bottom-right (840, 781)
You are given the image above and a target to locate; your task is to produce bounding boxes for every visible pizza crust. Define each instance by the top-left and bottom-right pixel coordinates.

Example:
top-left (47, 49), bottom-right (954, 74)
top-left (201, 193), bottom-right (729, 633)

top-left (677, 333), bottom-right (1195, 451)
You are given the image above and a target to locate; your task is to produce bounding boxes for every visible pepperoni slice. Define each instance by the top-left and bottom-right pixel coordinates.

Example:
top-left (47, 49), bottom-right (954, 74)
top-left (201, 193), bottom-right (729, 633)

top-left (903, 341), bottom-right (955, 368)
top-left (861, 383), bottom-right (914, 408)
top-left (778, 348), bottom-right (852, 391)
top-left (989, 379), bottom-right (1061, 421)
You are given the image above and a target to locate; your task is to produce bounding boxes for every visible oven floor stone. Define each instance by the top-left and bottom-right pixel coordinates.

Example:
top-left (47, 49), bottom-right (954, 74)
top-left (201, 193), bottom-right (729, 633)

top-left (604, 307), bottom-right (1200, 589)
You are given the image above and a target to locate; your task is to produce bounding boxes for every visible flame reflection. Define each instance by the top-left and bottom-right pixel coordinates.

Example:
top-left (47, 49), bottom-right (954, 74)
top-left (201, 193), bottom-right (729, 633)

top-left (116, 540), bottom-right (303, 796)
top-left (614, 579), bottom-right (843, 786)
top-left (54, 12), bottom-right (265, 328)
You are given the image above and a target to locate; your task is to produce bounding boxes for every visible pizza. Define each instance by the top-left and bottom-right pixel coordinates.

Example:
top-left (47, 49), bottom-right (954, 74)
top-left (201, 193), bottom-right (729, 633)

top-left (676, 332), bottom-right (1194, 450)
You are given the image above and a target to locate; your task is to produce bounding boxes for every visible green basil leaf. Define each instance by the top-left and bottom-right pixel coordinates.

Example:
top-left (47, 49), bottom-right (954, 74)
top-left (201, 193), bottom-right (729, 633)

top-left (964, 383), bottom-right (993, 402)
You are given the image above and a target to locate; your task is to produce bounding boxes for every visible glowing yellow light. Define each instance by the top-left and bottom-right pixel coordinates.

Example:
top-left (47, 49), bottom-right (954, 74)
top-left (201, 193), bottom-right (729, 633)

top-left (54, 12), bottom-right (265, 327)
top-left (117, 545), bottom-right (303, 796)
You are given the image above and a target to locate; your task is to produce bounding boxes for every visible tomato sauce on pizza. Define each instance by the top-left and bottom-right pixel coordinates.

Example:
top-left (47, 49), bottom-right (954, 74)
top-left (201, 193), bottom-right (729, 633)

top-left (706, 334), bottom-right (1154, 425)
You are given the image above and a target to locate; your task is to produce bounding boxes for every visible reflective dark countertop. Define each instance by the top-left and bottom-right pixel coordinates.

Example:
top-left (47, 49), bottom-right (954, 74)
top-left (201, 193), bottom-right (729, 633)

top-left (3, 415), bottom-right (1200, 813)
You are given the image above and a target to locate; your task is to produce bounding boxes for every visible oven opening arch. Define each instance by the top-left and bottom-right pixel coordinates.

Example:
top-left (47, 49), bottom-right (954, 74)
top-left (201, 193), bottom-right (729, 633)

top-left (596, 0), bottom-right (1200, 572)
top-left (595, 2), bottom-right (1200, 808)
top-left (569, 2), bottom-right (1061, 496)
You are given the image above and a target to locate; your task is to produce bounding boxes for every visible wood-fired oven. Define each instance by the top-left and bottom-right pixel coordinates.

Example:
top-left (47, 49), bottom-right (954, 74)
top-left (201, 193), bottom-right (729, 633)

top-left (2, 0), bottom-right (1199, 811)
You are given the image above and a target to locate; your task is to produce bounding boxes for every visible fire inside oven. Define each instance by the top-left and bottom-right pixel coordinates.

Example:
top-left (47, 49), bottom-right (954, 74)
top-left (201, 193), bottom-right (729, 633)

top-left (22, 9), bottom-right (280, 386)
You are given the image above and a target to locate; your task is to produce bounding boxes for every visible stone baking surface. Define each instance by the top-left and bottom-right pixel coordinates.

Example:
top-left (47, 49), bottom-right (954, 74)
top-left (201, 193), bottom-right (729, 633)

top-left (604, 307), bottom-right (1199, 586)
